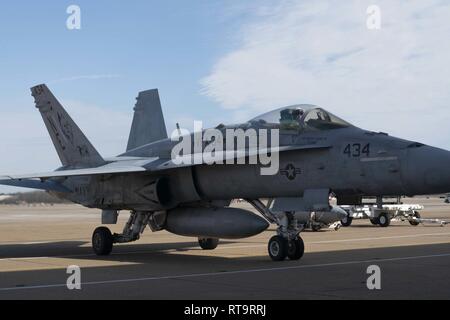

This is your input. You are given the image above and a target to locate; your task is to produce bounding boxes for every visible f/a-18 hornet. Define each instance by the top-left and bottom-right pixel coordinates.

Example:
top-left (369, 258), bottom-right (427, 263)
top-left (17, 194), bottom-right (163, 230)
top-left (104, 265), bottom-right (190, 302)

top-left (1, 84), bottom-right (450, 261)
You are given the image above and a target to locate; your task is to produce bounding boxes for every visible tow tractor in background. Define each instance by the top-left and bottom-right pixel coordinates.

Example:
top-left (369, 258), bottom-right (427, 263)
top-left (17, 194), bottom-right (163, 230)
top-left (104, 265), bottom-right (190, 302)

top-left (340, 196), bottom-right (449, 227)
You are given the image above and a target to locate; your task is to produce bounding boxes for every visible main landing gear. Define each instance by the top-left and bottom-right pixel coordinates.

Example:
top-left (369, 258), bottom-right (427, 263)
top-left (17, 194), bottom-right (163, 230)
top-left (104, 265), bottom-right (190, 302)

top-left (92, 227), bottom-right (114, 256)
top-left (92, 211), bottom-right (158, 256)
top-left (247, 199), bottom-right (306, 262)
top-left (92, 211), bottom-right (222, 256)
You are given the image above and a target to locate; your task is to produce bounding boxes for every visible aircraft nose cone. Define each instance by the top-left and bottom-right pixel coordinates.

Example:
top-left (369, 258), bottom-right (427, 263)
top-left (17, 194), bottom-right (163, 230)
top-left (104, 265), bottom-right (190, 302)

top-left (404, 146), bottom-right (450, 195)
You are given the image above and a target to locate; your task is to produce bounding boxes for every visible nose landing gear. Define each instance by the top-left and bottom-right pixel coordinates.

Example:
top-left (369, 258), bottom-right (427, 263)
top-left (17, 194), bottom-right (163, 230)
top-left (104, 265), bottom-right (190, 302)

top-left (268, 210), bottom-right (306, 262)
top-left (287, 237), bottom-right (305, 260)
top-left (246, 199), bottom-right (306, 262)
top-left (268, 236), bottom-right (287, 261)
top-left (268, 235), bottom-right (305, 261)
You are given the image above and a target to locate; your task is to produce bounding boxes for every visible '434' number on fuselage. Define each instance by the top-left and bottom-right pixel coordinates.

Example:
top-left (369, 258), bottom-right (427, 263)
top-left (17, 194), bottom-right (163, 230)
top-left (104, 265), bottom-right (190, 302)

top-left (344, 143), bottom-right (370, 158)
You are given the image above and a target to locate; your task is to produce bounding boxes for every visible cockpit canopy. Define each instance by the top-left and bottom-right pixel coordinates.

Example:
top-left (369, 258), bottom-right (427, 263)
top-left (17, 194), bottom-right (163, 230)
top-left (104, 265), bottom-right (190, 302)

top-left (249, 105), bottom-right (352, 131)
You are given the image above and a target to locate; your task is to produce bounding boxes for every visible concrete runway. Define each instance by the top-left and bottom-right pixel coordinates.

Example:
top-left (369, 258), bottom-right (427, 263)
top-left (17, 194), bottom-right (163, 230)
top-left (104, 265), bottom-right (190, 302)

top-left (0, 198), bottom-right (450, 300)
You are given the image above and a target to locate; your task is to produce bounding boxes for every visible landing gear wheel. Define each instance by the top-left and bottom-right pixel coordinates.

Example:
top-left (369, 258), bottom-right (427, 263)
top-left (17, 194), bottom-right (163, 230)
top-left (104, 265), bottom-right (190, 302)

top-left (92, 227), bottom-right (113, 256)
top-left (409, 211), bottom-right (421, 226)
top-left (268, 236), bottom-right (288, 261)
top-left (378, 213), bottom-right (391, 228)
top-left (287, 237), bottom-right (305, 261)
top-left (311, 225), bottom-right (322, 232)
top-left (370, 218), bottom-right (379, 225)
top-left (198, 238), bottom-right (219, 250)
top-left (341, 216), bottom-right (353, 227)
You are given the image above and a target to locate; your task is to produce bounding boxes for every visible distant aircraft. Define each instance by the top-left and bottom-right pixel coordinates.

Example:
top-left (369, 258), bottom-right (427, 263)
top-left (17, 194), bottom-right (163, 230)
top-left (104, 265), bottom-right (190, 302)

top-left (1, 84), bottom-right (449, 261)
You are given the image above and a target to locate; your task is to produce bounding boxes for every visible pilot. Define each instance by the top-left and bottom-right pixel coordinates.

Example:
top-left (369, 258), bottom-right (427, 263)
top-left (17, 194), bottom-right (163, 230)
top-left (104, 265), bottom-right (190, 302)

top-left (280, 108), bottom-right (304, 130)
top-left (292, 108), bottom-right (304, 122)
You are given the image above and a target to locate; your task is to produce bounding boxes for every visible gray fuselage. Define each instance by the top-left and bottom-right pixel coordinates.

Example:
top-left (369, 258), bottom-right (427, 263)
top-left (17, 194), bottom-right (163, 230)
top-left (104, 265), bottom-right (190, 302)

top-left (57, 125), bottom-right (450, 211)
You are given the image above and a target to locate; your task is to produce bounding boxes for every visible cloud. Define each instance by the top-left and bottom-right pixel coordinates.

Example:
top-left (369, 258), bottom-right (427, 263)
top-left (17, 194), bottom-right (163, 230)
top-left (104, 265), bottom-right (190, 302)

top-left (201, 0), bottom-right (450, 148)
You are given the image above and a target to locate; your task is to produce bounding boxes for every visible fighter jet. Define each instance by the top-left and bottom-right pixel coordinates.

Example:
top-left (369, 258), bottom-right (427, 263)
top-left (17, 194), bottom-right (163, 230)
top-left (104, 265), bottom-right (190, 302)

top-left (1, 84), bottom-right (449, 262)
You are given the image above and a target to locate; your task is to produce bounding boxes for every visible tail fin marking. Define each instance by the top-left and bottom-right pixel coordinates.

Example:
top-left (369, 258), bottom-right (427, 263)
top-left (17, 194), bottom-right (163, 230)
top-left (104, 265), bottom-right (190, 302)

top-left (31, 84), bottom-right (105, 168)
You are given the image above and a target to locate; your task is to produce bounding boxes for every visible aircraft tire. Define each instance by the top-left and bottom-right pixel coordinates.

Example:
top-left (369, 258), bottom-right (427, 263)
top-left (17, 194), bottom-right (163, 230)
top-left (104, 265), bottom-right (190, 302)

top-left (311, 225), bottom-right (322, 232)
top-left (341, 216), bottom-right (353, 227)
top-left (409, 211), bottom-right (421, 226)
top-left (370, 218), bottom-right (379, 225)
top-left (198, 238), bottom-right (219, 250)
top-left (287, 237), bottom-right (305, 261)
top-left (268, 236), bottom-right (288, 261)
top-left (378, 213), bottom-right (391, 228)
top-left (92, 227), bottom-right (113, 256)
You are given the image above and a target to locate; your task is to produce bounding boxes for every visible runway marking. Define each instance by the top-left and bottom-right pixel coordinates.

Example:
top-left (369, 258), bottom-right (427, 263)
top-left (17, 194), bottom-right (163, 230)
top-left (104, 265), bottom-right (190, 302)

top-left (1, 232), bottom-right (450, 262)
top-left (0, 252), bottom-right (450, 292)
top-left (0, 239), bottom-right (88, 245)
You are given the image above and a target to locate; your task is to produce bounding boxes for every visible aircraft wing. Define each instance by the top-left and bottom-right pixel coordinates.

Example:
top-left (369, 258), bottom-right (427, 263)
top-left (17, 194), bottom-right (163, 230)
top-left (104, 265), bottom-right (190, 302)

top-left (147, 144), bottom-right (331, 171)
top-left (0, 163), bottom-right (148, 193)
top-left (0, 144), bottom-right (330, 182)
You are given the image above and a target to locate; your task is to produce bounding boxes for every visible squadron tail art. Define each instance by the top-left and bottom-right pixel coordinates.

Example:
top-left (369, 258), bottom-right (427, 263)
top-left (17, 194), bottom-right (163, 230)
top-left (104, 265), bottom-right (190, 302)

top-left (2, 84), bottom-right (450, 261)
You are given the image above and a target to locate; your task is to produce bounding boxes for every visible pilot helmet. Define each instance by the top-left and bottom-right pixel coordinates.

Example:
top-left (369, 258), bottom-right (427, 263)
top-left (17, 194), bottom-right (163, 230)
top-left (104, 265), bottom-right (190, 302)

top-left (291, 108), bottom-right (304, 120)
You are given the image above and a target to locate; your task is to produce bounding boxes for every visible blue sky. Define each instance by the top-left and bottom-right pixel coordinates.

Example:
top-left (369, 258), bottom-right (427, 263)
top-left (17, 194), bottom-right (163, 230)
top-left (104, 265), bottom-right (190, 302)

top-left (1, 1), bottom-right (450, 193)
top-left (0, 0), bottom-right (258, 192)
top-left (0, 1), bottom-right (247, 125)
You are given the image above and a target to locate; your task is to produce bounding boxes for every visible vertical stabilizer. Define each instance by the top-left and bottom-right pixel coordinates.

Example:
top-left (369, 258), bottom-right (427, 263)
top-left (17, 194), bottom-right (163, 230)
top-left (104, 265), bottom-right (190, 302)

top-left (126, 89), bottom-right (168, 151)
top-left (31, 84), bottom-right (105, 168)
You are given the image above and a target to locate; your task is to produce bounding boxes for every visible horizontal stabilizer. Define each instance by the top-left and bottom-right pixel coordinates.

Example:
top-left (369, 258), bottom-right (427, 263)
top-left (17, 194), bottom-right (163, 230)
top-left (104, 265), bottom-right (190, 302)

top-left (0, 179), bottom-right (71, 193)
top-left (1, 164), bottom-right (148, 180)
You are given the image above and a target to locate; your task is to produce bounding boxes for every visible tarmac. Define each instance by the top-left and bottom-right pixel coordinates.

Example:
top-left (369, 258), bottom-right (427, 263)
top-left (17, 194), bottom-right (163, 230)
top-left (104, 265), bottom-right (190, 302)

top-left (0, 197), bottom-right (449, 300)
